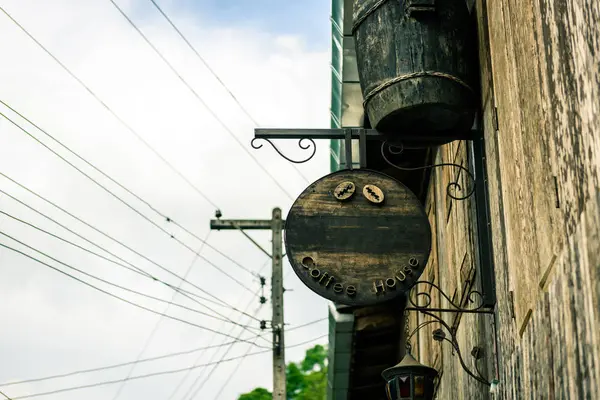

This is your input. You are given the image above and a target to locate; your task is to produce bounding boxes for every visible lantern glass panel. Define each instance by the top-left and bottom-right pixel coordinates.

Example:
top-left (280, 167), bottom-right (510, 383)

top-left (414, 376), bottom-right (425, 398)
top-left (428, 375), bottom-right (436, 398)
top-left (385, 379), bottom-right (397, 400)
top-left (399, 375), bottom-right (411, 398)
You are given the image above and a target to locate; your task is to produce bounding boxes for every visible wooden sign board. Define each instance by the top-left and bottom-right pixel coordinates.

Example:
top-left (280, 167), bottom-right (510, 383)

top-left (285, 169), bottom-right (431, 306)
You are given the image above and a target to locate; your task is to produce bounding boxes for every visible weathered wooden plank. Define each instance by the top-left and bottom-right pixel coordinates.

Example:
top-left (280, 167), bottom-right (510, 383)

top-left (413, 0), bottom-right (600, 398)
top-left (536, 0), bottom-right (600, 230)
top-left (570, 195), bottom-right (600, 398)
top-left (523, 294), bottom-right (555, 399)
top-left (432, 151), bottom-right (456, 303)
top-left (487, 0), bottom-right (542, 332)
top-left (549, 242), bottom-right (580, 399)
top-left (475, 0), bottom-right (519, 374)
top-left (455, 143), bottom-right (476, 304)
top-left (504, 0), bottom-right (563, 298)
top-left (349, 0), bottom-right (599, 398)
top-left (416, 179), bottom-right (443, 369)
top-left (583, 192), bottom-right (600, 395)
top-left (286, 169), bottom-right (432, 306)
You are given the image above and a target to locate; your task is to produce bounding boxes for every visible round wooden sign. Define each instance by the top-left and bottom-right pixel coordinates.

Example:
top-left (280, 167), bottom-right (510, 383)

top-left (285, 169), bottom-right (431, 306)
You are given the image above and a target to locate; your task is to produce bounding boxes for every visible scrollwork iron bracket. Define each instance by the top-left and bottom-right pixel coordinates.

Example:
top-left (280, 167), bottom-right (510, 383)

top-left (404, 280), bottom-right (499, 387)
top-left (250, 137), bottom-right (317, 164)
top-left (253, 128), bottom-right (380, 170)
top-left (380, 141), bottom-right (476, 200)
top-left (252, 128), bottom-right (479, 171)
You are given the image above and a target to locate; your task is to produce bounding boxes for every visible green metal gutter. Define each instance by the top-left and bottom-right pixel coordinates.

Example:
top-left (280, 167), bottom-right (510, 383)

top-left (327, 1), bottom-right (360, 398)
top-left (330, 0), bottom-right (363, 174)
top-left (327, 302), bottom-right (354, 400)
top-left (330, 0), bottom-right (343, 172)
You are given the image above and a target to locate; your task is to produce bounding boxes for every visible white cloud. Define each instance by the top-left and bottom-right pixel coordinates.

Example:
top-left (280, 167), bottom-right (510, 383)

top-left (0, 0), bottom-right (331, 399)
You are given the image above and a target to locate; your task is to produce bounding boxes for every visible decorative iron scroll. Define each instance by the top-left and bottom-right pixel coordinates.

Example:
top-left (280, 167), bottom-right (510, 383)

top-left (404, 280), bottom-right (497, 386)
top-left (381, 141), bottom-right (476, 200)
top-left (407, 280), bottom-right (487, 313)
top-left (405, 309), bottom-right (492, 386)
top-left (251, 137), bottom-right (316, 164)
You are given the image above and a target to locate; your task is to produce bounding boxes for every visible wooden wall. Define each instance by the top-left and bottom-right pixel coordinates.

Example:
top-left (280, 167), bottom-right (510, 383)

top-left (411, 0), bottom-right (600, 398)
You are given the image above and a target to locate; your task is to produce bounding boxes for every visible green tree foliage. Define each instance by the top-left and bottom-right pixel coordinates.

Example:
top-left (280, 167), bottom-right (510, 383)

top-left (239, 387), bottom-right (272, 400)
top-left (238, 344), bottom-right (328, 400)
top-left (301, 345), bottom-right (327, 372)
top-left (287, 362), bottom-right (305, 398)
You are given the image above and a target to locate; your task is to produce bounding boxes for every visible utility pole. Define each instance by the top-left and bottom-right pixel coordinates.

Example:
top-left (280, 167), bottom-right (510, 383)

top-left (210, 208), bottom-right (286, 400)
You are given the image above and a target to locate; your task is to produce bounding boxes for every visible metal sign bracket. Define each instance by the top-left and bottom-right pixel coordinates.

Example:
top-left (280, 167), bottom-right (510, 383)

top-left (251, 127), bottom-right (497, 308)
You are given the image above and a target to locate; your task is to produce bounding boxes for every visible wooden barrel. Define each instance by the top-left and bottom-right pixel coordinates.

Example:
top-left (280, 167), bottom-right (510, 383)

top-left (353, 0), bottom-right (477, 138)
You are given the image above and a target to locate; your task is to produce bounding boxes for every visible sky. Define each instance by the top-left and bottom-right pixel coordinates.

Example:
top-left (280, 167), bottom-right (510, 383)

top-left (0, 0), bottom-right (332, 399)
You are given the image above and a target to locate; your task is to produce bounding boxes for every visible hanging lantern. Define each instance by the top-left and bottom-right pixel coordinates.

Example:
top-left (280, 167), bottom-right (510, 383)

top-left (382, 352), bottom-right (438, 400)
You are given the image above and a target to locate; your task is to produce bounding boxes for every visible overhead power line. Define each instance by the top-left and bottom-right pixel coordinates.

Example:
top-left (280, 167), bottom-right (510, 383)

top-left (0, 335), bottom-right (266, 388)
top-left (105, 0), bottom-right (296, 199)
top-left (0, 229), bottom-right (259, 332)
top-left (147, 0), bottom-right (255, 128)
top-left (0, 6), bottom-right (220, 210)
top-left (109, 242), bottom-right (266, 400)
top-left (0, 99), bottom-right (256, 277)
top-left (0, 203), bottom-right (265, 341)
top-left (109, 239), bottom-right (213, 400)
top-left (0, 110), bottom-right (253, 292)
top-left (0, 4), bottom-right (295, 201)
top-left (213, 335), bottom-right (262, 400)
top-left (0, 206), bottom-right (150, 279)
top-left (0, 103), bottom-right (257, 284)
top-left (166, 288), bottom-right (266, 400)
top-left (179, 304), bottom-right (264, 400)
top-left (0, 193), bottom-right (252, 321)
top-left (6, 335), bottom-right (328, 400)
top-left (0, 242), bottom-right (264, 346)
top-left (0, 183), bottom-right (258, 321)
top-left (185, 317), bottom-right (327, 399)
top-left (146, 0), bottom-right (311, 184)
top-left (287, 317), bottom-right (328, 332)
top-left (182, 316), bottom-right (329, 398)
